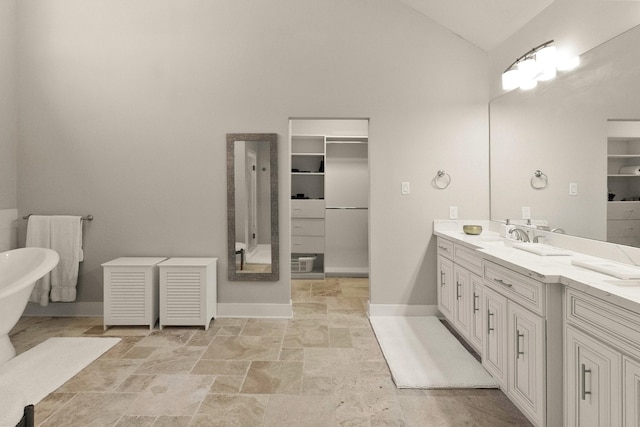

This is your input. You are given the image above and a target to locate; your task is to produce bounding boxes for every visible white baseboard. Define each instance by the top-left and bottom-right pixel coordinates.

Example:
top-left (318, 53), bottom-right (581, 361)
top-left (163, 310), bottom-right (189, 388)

top-left (217, 301), bottom-right (293, 318)
top-left (368, 302), bottom-right (440, 317)
top-left (23, 302), bottom-right (103, 317)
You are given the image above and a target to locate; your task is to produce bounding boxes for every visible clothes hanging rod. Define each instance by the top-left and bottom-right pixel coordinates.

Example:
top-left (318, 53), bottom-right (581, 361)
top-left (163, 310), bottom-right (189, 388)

top-left (23, 214), bottom-right (94, 221)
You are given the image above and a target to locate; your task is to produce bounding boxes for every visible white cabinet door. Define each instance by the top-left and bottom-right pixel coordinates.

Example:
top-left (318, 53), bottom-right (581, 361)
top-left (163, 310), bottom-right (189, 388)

top-left (508, 302), bottom-right (545, 425)
top-left (469, 275), bottom-right (484, 353)
top-left (437, 255), bottom-right (454, 320)
top-left (483, 286), bottom-right (508, 388)
top-left (565, 325), bottom-right (621, 427)
top-left (453, 264), bottom-right (471, 339)
top-left (624, 356), bottom-right (640, 427)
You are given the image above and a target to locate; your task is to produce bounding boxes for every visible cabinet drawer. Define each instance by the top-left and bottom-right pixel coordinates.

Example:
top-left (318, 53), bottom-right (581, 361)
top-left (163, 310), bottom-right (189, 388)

top-left (292, 235), bottom-right (324, 253)
top-left (608, 202), bottom-right (640, 220)
top-left (607, 219), bottom-right (640, 237)
top-left (291, 200), bottom-right (325, 218)
top-left (566, 287), bottom-right (640, 354)
top-left (454, 244), bottom-right (482, 276)
top-left (437, 237), bottom-right (454, 260)
top-left (292, 219), bottom-right (325, 236)
top-left (483, 260), bottom-right (545, 316)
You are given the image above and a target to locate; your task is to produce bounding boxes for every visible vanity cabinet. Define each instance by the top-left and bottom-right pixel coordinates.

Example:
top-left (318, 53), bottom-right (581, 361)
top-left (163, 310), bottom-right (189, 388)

top-left (436, 237), bottom-right (484, 354)
top-left (483, 285), bottom-right (508, 388)
top-left (437, 250), bottom-right (454, 319)
top-left (564, 287), bottom-right (640, 427)
top-left (565, 324), bottom-right (620, 427)
top-left (482, 259), bottom-right (562, 427)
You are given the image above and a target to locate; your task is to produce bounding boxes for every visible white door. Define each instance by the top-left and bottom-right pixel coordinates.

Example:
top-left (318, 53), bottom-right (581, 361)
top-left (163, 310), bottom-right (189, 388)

top-left (565, 325), bottom-right (621, 427)
top-left (483, 286), bottom-right (508, 388)
top-left (624, 356), bottom-right (640, 427)
top-left (469, 276), bottom-right (484, 353)
top-left (508, 302), bottom-right (545, 425)
top-left (453, 265), bottom-right (470, 338)
top-left (437, 255), bottom-right (454, 320)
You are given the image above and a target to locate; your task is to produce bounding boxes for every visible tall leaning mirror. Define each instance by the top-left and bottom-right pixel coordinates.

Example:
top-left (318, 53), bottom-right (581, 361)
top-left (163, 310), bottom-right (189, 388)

top-left (227, 133), bottom-right (279, 281)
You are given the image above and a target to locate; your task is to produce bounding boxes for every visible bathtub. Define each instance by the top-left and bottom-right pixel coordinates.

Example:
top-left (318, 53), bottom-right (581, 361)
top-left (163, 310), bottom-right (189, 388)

top-left (0, 248), bottom-right (59, 364)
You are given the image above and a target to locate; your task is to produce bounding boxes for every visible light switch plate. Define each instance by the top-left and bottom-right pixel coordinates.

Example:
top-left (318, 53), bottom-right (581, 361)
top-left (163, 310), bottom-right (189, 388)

top-left (401, 181), bottom-right (410, 195)
top-left (569, 183), bottom-right (578, 196)
top-left (449, 206), bottom-right (458, 219)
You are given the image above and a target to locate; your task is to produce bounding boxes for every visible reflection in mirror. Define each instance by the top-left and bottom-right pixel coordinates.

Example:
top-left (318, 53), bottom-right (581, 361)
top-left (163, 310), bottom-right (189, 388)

top-left (227, 133), bottom-right (279, 281)
top-left (490, 24), bottom-right (640, 244)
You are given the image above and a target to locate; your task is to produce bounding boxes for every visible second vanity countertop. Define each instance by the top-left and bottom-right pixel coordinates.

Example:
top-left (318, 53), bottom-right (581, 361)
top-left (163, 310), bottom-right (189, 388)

top-left (434, 224), bottom-right (640, 314)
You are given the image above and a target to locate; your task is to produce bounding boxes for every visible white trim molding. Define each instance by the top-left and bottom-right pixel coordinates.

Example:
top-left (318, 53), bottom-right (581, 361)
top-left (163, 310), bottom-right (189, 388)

top-left (217, 301), bottom-right (293, 318)
top-left (368, 302), bottom-right (440, 317)
top-left (23, 302), bottom-right (103, 317)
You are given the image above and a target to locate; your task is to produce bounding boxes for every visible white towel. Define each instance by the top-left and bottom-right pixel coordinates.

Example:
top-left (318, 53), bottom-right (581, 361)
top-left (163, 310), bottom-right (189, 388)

top-left (26, 215), bottom-right (52, 306)
top-left (620, 166), bottom-right (640, 175)
top-left (49, 216), bottom-right (82, 302)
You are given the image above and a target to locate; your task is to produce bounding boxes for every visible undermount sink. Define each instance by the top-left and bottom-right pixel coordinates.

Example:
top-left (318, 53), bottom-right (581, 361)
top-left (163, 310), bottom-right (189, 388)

top-left (512, 243), bottom-right (573, 256)
top-left (572, 259), bottom-right (640, 280)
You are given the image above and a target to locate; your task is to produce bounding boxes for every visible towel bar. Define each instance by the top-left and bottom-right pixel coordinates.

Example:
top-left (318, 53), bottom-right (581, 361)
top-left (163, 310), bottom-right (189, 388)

top-left (22, 214), bottom-right (94, 221)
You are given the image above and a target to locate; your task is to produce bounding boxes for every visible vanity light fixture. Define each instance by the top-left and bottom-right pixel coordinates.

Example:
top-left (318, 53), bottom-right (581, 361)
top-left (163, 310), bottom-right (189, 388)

top-left (501, 40), bottom-right (580, 91)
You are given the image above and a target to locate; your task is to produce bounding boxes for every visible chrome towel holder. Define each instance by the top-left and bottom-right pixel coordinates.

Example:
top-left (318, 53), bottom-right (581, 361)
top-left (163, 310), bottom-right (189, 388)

top-left (432, 170), bottom-right (451, 189)
top-left (531, 170), bottom-right (548, 189)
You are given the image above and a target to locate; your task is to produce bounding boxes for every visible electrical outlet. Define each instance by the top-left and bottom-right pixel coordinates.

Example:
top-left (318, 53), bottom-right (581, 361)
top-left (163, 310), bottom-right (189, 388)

top-left (522, 206), bottom-right (531, 219)
top-left (449, 206), bottom-right (458, 219)
top-left (401, 181), bottom-right (410, 195)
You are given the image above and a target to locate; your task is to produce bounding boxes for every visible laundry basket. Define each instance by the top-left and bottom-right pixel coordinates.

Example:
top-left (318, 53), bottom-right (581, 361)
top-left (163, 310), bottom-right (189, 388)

top-left (291, 256), bottom-right (316, 273)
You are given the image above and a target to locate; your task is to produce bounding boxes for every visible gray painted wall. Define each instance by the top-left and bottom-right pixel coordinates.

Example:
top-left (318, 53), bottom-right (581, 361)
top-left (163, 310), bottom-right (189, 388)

top-left (14, 0), bottom-right (490, 309)
top-left (0, 0), bottom-right (17, 209)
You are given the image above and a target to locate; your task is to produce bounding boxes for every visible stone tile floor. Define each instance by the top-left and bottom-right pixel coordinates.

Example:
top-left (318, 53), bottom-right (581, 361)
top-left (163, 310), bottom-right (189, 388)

top-left (9, 278), bottom-right (532, 426)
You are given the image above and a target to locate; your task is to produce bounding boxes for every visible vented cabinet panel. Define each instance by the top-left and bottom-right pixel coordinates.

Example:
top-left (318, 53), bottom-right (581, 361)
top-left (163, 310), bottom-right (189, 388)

top-left (102, 257), bottom-right (166, 330)
top-left (159, 258), bottom-right (217, 330)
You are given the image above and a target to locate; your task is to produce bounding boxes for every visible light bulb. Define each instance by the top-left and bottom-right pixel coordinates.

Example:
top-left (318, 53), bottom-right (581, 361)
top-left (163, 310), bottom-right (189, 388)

top-left (518, 58), bottom-right (540, 81)
top-left (502, 69), bottom-right (520, 90)
top-left (536, 45), bottom-right (557, 81)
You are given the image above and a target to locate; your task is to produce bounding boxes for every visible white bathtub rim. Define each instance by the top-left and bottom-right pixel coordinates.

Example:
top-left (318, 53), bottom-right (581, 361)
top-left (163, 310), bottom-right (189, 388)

top-left (0, 248), bottom-right (60, 300)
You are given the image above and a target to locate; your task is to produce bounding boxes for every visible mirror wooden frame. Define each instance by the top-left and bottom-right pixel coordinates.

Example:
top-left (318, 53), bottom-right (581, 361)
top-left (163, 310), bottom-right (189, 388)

top-left (227, 133), bottom-right (279, 281)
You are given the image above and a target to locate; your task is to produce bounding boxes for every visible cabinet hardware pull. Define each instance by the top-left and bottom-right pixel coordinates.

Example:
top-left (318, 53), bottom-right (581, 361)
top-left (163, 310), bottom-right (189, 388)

top-left (581, 364), bottom-right (592, 401)
top-left (456, 281), bottom-right (461, 300)
top-left (487, 310), bottom-right (494, 334)
top-left (516, 330), bottom-right (525, 359)
top-left (440, 271), bottom-right (445, 287)
top-left (473, 293), bottom-right (479, 313)
top-left (494, 278), bottom-right (513, 288)
top-left (438, 245), bottom-right (449, 251)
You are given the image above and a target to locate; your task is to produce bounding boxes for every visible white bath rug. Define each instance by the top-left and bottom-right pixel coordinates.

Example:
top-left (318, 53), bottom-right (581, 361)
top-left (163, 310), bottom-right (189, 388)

top-left (0, 337), bottom-right (120, 404)
top-left (370, 316), bottom-right (499, 389)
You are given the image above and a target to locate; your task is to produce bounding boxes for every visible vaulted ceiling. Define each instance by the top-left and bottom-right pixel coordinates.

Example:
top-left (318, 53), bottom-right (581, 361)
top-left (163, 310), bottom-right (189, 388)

top-left (398, 0), bottom-right (554, 52)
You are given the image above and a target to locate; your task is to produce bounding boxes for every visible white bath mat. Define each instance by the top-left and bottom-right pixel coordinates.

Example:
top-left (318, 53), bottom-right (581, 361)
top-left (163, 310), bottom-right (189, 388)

top-left (0, 337), bottom-right (120, 404)
top-left (370, 316), bottom-right (499, 389)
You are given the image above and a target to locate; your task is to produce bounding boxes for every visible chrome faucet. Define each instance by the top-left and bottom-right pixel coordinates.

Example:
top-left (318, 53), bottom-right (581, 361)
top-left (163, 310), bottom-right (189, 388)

top-left (551, 227), bottom-right (566, 234)
top-left (509, 227), bottom-right (530, 242)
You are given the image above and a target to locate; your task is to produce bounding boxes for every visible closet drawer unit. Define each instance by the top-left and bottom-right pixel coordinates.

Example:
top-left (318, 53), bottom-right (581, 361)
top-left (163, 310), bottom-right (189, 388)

top-left (454, 244), bottom-right (482, 276)
top-left (608, 202), bottom-right (640, 220)
top-left (566, 287), bottom-right (640, 353)
top-left (159, 258), bottom-right (217, 330)
top-left (292, 235), bottom-right (324, 253)
top-left (607, 219), bottom-right (640, 237)
top-left (102, 257), bottom-right (167, 330)
top-left (291, 200), bottom-right (325, 218)
top-left (483, 260), bottom-right (545, 316)
top-left (292, 218), bottom-right (325, 236)
top-left (437, 237), bottom-right (454, 260)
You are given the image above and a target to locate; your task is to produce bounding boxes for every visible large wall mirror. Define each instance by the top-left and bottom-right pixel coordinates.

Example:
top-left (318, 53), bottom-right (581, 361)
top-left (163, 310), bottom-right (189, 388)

top-left (490, 24), bottom-right (640, 245)
top-left (227, 133), bottom-right (279, 281)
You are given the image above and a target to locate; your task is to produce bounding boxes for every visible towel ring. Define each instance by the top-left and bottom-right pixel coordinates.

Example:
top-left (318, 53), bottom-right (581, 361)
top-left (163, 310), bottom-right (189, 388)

top-left (531, 170), bottom-right (548, 189)
top-left (432, 170), bottom-right (451, 189)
